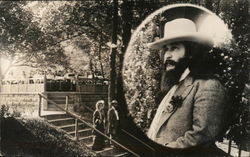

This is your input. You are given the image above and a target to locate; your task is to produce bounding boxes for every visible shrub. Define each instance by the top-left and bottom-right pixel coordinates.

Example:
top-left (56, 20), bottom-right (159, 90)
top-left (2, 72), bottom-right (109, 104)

top-left (1, 117), bottom-right (95, 157)
top-left (21, 118), bottom-right (95, 157)
top-left (0, 105), bottom-right (21, 118)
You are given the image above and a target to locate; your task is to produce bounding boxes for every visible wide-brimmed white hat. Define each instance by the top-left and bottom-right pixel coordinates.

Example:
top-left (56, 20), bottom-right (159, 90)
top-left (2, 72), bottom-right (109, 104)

top-left (111, 100), bottom-right (118, 104)
top-left (148, 18), bottom-right (214, 49)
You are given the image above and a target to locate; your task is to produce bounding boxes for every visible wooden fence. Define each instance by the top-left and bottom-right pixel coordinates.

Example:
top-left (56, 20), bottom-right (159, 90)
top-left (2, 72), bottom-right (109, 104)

top-left (0, 78), bottom-right (108, 93)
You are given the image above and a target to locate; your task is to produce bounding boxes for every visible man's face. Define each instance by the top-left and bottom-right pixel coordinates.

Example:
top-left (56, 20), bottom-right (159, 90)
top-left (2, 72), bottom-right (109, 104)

top-left (162, 43), bottom-right (186, 72)
top-left (112, 103), bottom-right (118, 109)
top-left (99, 102), bottom-right (104, 110)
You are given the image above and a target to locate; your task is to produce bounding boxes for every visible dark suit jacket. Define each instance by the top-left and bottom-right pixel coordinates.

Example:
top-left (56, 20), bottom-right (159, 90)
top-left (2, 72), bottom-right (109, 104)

top-left (93, 110), bottom-right (105, 134)
top-left (151, 75), bottom-right (229, 148)
top-left (108, 107), bottom-right (119, 135)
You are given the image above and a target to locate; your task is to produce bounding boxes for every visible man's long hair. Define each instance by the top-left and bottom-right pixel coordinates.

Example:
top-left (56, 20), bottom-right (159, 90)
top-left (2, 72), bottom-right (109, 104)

top-left (159, 41), bottom-right (219, 94)
top-left (185, 41), bottom-right (219, 78)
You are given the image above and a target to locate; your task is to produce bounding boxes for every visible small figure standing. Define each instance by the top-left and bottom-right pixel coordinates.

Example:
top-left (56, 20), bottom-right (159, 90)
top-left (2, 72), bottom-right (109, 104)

top-left (107, 100), bottom-right (120, 143)
top-left (92, 100), bottom-right (106, 151)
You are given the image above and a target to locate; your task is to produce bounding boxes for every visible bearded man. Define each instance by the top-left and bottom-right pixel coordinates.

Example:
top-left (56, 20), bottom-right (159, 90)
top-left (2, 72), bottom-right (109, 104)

top-left (147, 18), bottom-right (229, 149)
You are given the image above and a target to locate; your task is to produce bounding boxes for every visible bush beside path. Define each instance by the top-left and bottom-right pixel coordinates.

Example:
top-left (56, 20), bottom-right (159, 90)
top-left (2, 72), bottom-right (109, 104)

top-left (1, 117), bottom-right (95, 157)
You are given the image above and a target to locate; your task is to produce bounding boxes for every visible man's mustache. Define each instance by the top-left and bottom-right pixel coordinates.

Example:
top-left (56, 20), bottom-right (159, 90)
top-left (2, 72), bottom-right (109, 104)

top-left (164, 60), bottom-right (177, 66)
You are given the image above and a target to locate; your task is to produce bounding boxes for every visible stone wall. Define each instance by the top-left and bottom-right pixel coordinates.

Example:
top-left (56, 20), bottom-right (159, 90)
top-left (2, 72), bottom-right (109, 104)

top-left (0, 94), bottom-right (40, 117)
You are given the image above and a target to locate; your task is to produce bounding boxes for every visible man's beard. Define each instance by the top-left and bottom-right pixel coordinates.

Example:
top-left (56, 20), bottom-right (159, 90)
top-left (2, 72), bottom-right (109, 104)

top-left (160, 58), bottom-right (189, 94)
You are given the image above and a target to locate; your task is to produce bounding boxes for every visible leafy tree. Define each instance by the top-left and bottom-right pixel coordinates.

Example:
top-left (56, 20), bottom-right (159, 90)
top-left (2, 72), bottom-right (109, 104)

top-left (0, 1), bottom-right (69, 71)
top-left (0, 1), bottom-right (114, 77)
top-left (219, 0), bottom-right (250, 149)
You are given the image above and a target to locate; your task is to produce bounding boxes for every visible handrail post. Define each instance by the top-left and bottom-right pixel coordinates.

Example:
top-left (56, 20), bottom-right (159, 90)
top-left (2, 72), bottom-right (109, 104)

top-left (59, 80), bottom-right (62, 91)
top-left (238, 144), bottom-right (241, 157)
top-left (75, 119), bottom-right (79, 141)
top-left (228, 139), bottom-right (232, 155)
top-left (65, 95), bottom-right (69, 110)
top-left (44, 77), bottom-right (47, 92)
top-left (38, 94), bottom-right (42, 117)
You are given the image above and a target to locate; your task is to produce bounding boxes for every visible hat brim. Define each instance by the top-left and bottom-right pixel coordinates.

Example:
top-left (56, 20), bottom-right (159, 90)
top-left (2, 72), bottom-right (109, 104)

top-left (148, 33), bottom-right (214, 49)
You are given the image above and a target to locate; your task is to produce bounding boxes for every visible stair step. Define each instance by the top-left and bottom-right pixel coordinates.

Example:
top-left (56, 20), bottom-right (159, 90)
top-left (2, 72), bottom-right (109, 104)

top-left (46, 108), bottom-right (63, 111)
top-left (48, 117), bottom-right (74, 122)
top-left (47, 93), bottom-right (73, 96)
top-left (47, 103), bottom-right (73, 106)
top-left (79, 135), bottom-right (94, 145)
top-left (79, 135), bottom-right (94, 140)
top-left (48, 100), bottom-right (74, 104)
top-left (47, 104), bottom-right (69, 111)
top-left (47, 95), bottom-right (73, 99)
top-left (84, 143), bottom-right (129, 157)
top-left (114, 152), bottom-right (129, 157)
top-left (43, 114), bottom-right (70, 120)
top-left (58, 123), bottom-right (85, 132)
top-left (96, 147), bottom-right (114, 156)
top-left (48, 117), bottom-right (75, 126)
top-left (68, 128), bottom-right (92, 137)
top-left (86, 143), bottom-right (92, 148)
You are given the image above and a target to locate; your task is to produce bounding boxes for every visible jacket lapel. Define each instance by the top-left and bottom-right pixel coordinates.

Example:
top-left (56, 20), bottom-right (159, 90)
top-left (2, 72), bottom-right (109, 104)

top-left (173, 76), bottom-right (194, 100)
top-left (155, 76), bottom-right (194, 134)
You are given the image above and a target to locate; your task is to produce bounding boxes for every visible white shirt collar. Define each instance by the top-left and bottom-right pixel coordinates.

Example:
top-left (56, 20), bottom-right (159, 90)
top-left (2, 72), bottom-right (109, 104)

top-left (179, 68), bottom-right (190, 82)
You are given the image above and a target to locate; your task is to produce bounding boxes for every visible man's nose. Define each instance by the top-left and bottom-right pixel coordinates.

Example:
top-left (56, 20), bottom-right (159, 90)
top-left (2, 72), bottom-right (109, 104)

top-left (164, 52), bottom-right (172, 61)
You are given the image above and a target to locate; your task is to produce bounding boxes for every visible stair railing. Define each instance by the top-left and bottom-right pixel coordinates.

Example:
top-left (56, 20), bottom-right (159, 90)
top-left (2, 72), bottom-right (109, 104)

top-left (121, 129), bottom-right (156, 152)
top-left (38, 93), bottom-right (139, 157)
top-left (65, 95), bottom-right (69, 110)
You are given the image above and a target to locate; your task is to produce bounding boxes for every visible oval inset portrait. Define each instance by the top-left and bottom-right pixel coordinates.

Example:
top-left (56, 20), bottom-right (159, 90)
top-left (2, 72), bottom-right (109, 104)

top-left (122, 3), bottom-right (233, 148)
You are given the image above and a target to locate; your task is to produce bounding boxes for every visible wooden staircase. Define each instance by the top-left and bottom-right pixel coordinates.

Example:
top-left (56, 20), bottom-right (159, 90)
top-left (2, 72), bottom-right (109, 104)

top-left (46, 93), bottom-right (74, 111)
top-left (43, 113), bottom-right (130, 157)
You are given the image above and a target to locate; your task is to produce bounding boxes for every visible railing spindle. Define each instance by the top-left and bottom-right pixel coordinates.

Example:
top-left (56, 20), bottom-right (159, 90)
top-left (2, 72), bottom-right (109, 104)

top-left (75, 119), bottom-right (79, 141)
top-left (228, 139), bottom-right (232, 155)
top-left (238, 144), bottom-right (241, 157)
top-left (65, 95), bottom-right (69, 110)
top-left (38, 94), bottom-right (42, 117)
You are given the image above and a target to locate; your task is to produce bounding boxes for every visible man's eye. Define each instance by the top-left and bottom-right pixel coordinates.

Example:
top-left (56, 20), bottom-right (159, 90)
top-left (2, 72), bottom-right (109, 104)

top-left (163, 47), bottom-right (169, 51)
top-left (171, 46), bottom-right (178, 51)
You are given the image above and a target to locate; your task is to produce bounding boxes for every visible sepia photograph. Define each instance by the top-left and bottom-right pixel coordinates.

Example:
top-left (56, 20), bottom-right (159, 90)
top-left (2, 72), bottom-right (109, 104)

top-left (0, 1), bottom-right (249, 157)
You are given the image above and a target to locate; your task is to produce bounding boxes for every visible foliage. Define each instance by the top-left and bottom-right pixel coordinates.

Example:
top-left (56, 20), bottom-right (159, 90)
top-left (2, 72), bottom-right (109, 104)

top-left (0, 1), bottom-right (113, 76)
top-left (22, 118), bottom-right (95, 157)
top-left (0, 1), bottom-right (68, 69)
top-left (1, 117), bottom-right (95, 157)
top-left (30, 1), bottom-right (113, 76)
top-left (0, 105), bottom-right (10, 118)
top-left (218, 0), bottom-right (250, 148)
top-left (0, 104), bottom-right (21, 118)
top-left (123, 18), bottom-right (161, 130)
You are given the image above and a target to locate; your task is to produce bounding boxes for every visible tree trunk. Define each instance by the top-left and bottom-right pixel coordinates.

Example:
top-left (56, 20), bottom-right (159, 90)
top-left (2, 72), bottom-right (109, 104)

top-left (116, 0), bottom-right (133, 112)
top-left (109, 0), bottom-right (118, 103)
top-left (98, 27), bottom-right (104, 78)
top-left (0, 55), bottom-right (2, 81)
top-left (89, 59), bottom-right (95, 78)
